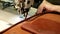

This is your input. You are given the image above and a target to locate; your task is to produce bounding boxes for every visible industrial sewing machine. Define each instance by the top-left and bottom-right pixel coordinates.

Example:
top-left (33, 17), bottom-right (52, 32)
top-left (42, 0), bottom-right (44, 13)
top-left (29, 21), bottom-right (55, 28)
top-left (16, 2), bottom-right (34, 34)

top-left (0, 0), bottom-right (43, 19)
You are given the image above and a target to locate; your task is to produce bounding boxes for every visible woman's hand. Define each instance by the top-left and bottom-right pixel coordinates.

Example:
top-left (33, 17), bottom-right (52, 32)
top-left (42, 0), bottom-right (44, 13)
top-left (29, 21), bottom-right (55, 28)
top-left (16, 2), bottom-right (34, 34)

top-left (37, 0), bottom-right (60, 14)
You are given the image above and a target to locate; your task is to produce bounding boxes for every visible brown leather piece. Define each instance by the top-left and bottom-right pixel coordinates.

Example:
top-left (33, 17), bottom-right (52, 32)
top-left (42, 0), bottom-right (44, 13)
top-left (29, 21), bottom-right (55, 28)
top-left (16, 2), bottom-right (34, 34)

top-left (3, 14), bottom-right (60, 34)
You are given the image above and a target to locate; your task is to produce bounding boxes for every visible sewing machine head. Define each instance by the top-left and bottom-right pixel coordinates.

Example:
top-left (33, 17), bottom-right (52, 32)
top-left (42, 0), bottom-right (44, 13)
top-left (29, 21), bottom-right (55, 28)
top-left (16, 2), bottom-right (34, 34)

top-left (17, 0), bottom-right (34, 19)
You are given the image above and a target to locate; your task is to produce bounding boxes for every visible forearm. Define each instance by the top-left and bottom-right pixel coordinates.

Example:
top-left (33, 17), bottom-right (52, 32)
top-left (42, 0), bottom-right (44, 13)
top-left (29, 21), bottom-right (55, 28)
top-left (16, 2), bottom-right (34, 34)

top-left (53, 5), bottom-right (60, 12)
